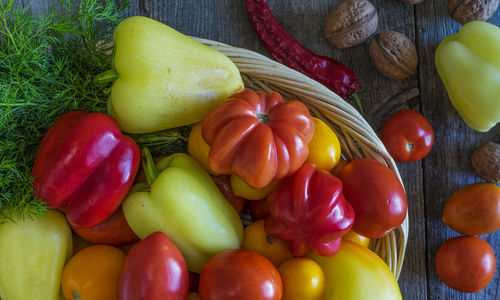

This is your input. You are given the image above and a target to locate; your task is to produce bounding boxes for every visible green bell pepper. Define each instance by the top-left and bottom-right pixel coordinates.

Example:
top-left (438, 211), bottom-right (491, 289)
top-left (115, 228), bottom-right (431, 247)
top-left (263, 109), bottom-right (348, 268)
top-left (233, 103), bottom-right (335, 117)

top-left (0, 210), bottom-right (72, 300)
top-left (435, 21), bottom-right (500, 132)
top-left (123, 148), bottom-right (244, 272)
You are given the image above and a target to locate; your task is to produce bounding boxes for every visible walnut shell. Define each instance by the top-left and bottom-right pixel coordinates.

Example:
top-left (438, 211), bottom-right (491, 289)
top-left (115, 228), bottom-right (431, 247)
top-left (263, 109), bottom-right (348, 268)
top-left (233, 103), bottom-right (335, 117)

top-left (471, 142), bottom-right (500, 184)
top-left (369, 31), bottom-right (418, 80)
top-left (448, 0), bottom-right (500, 25)
top-left (400, 0), bottom-right (424, 3)
top-left (324, 0), bottom-right (378, 49)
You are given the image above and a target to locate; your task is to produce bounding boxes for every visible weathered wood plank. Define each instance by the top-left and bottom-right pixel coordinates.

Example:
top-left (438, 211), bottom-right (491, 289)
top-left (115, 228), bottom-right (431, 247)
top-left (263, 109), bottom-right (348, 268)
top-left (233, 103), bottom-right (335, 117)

top-left (415, 2), bottom-right (500, 299)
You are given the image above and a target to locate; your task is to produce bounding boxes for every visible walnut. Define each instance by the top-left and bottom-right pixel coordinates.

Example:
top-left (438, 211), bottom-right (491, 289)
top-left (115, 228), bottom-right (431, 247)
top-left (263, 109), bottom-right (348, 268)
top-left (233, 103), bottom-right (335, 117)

top-left (400, 0), bottom-right (424, 3)
top-left (448, 0), bottom-right (500, 25)
top-left (324, 0), bottom-right (378, 49)
top-left (369, 31), bottom-right (418, 80)
top-left (471, 142), bottom-right (500, 184)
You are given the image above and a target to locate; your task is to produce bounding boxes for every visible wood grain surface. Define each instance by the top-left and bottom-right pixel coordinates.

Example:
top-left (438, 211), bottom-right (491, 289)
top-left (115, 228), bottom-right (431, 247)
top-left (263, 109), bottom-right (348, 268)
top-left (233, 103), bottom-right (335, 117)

top-left (24, 0), bottom-right (500, 299)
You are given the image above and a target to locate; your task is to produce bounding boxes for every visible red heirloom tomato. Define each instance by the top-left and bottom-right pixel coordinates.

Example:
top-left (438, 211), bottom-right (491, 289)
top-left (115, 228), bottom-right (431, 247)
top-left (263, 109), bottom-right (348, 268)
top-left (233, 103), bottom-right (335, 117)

top-left (338, 159), bottom-right (407, 238)
top-left (380, 109), bottom-right (434, 162)
top-left (201, 88), bottom-right (314, 189)
top-left (71, 206), bottom-right (139, 246)
top-left (118, 232), bottom-right (189, 300)
top-left (435, 236), bottom-right (496, 293)
top-left (199, 249), bottom-right (282, 300)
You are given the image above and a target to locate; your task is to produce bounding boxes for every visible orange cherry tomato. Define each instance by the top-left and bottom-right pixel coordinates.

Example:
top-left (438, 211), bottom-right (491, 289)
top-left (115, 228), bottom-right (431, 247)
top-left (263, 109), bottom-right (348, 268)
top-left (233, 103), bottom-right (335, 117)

top-left (278, 258), bottom-right (325, 300)
top-left (188, 122), bottom-right (213, 174)
top-left (62, 245), bottom-right (126, 300)
top-left (442, 183), bottom-right (500, 235)
top-left (435, 236), bottom-right (496, 293)
top-left (242, 220), bottom-right (293, 267)
top-left (343, 231), bottom-right (370, 248)
top-left (231, 174), bottom-right (279, 200)
top-left (306, 117), bottom-right (341, 171)
top-left (71, 206), bottom-right (139, 246)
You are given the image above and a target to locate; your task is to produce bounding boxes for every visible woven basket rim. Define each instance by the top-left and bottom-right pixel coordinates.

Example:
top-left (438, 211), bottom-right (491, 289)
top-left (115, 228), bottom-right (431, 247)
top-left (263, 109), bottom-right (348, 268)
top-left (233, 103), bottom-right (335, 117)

top-left (194, 36), bottom-right (409, 279)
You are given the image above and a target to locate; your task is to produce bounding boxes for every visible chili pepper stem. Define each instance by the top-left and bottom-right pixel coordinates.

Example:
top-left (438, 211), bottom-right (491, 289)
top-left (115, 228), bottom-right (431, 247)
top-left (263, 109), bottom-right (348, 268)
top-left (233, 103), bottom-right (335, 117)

top-left (142, 147), bottom-right (160, 187)
top-left (350, 93), bottom-right (364, 115)
top-left (94, 69), bottom-right (119, 86)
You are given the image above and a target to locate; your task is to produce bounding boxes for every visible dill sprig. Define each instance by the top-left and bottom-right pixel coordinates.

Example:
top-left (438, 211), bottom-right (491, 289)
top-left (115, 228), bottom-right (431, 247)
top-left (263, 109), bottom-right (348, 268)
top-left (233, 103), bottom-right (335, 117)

top-left (0, 0), bottom-right (129, 221)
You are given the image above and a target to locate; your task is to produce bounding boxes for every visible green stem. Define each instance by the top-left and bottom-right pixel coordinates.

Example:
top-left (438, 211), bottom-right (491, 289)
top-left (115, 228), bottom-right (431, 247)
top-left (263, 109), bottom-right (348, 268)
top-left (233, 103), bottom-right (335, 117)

top-left (94, 69), bottom-right (119, 86)
top-left (350, 93), bottom-right (364, 115)
top-left (142, 147), bottom-right (159, 187)
top-left (72, 290), bottom-right (82, 300)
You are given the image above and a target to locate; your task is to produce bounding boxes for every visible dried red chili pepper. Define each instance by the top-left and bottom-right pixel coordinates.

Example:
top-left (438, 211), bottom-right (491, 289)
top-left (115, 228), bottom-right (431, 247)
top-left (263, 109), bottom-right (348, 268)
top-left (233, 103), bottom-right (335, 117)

top-left (246, 0), bottom-right (361, 104)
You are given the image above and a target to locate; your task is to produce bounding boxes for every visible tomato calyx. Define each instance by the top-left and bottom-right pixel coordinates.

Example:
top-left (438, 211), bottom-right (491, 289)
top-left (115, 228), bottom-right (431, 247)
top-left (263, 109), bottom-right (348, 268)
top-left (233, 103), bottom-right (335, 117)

top-left (257, 113), bottom-right (270, 124)
top-left (72, 290), bottom-right (82, 300)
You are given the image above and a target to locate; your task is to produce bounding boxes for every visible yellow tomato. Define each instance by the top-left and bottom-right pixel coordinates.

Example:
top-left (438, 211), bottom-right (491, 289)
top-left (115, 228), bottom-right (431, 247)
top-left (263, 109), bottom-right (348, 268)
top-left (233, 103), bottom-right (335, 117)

top-left (278, 258), bottom-right (325, 300)
top-left (187, 293), bottom-right (201, 300)
top-left (188, 122), bottom-right (213, 174)
top-left (306, 117), bottom-right (341, 171)
top-left (307, 241), bottom-right (402, 300)
top-left (231, 174), bottom-right (278, 200)
top-left (62, 245), bottom-right (126, 300)
top-left (241, 219), bottom-right (293, 267)
top-left (343, 230), bottom-right (371, 248)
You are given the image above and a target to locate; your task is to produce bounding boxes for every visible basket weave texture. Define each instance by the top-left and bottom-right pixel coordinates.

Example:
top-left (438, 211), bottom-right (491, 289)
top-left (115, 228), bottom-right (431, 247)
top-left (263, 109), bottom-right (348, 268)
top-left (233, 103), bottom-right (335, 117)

top-left (195, 37), bottom-right (409, 279)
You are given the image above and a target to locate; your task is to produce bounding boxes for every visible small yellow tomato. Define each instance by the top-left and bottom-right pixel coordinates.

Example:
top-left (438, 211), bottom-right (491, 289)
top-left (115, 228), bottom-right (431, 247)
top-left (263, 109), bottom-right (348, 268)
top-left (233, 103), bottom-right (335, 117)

top-left (241, 220), bottom-right (293, 267)
top-left (62, 245), bottom-right (126, 300)
top-left (187, 292), bottom-right (201, 300)
top-left (307, 241), bottom-right (402, 300)
top-left (343, 230), bottom-right (371, 248)
top-left (231, 174), bottom-right (278, 200)
top-left (278, 258), bottom-right (326, 300)
top-left (188, 122), bottom-right (213, 174)
top-left (306, 117), bottom-right (341, 171)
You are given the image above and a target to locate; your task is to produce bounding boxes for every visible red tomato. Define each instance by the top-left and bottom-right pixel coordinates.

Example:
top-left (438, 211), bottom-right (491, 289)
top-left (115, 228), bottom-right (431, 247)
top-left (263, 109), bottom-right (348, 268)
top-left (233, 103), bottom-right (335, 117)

top-left (199, 249), bottom-right (282, 300)
top-left (380, 110), bottom-right (434, 162)
top-left (249, 199), bottom-right (270, 221)
top-left (212, 175), bottom-right (247, 214)
top-left (338, 159), bottom-right (407, 238)
top-left (435, 236), bottom-right (495, 293)
top-left (118, 232), bottom-right (189, 300)
top-left (202, 88), bottom-right (314, 189)
top-left (71, 207), bottom-right (139, 246)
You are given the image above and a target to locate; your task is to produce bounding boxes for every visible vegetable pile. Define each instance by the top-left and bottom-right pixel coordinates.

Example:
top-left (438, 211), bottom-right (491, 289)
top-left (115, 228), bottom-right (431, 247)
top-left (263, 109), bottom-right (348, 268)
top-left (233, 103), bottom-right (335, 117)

top-left (4, 0), bottom-right (499, 299)
top-left (0, 2), bottom-right (410, 299)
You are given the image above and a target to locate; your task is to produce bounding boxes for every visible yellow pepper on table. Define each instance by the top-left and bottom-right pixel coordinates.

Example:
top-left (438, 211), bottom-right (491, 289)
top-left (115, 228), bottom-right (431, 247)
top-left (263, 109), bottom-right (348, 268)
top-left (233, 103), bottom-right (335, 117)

top-left (103, 16), bottom-right (244, 133)
top-left (123, 148), bottom-right (244, 272)
top-left (0, 210), bottom-right (72, 300)
top-left (435, 21), bottom-right (500, 132)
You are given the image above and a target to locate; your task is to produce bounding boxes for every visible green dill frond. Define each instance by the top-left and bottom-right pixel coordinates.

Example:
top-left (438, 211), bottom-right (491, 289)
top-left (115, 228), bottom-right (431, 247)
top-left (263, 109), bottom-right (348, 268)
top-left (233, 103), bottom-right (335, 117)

top-left (0, 0), bottom-right (129, 222)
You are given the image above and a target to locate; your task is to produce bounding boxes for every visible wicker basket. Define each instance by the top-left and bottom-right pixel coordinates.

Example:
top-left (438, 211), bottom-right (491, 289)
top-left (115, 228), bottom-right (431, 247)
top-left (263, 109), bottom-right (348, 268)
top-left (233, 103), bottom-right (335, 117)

top-left (194, 37), bottom-right (409, 279)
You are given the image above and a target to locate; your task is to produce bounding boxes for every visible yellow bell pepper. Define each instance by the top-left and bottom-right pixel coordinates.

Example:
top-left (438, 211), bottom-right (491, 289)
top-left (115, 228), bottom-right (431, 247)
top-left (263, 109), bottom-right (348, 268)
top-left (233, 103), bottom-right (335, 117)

top-left (123, 148), bottom-right (244, 272)
top-left (306, 117), bottom-right (341, 171)
top-left (105, 16), bottom-right (244, 133)
top-left (435, 21), bottom-right (500, 132)
top-left (307, 241), bottom-right (402, 300)
top-left (0, 210), bottom-right (72, 300)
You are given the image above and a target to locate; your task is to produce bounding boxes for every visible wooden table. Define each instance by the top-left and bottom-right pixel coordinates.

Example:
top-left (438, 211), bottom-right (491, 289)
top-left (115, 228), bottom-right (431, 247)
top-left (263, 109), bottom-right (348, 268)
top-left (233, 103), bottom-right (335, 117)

top-left (27, 0), bottom-right (500, 299)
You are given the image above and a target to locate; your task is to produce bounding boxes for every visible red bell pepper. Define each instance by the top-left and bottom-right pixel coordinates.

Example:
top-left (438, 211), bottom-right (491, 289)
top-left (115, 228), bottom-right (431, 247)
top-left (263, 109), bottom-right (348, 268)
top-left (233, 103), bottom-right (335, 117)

top-left (265, 163), bottom-right (355, 257)
top-left (32, 111), bottom-right (140, 227)
top-left (118, 232), bottom-right (189, 300)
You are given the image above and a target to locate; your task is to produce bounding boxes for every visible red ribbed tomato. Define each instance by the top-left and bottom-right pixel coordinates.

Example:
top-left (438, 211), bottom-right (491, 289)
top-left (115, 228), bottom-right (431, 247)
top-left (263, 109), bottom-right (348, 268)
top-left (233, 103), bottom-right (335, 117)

top-left (201, 88), bottom-right (314, 189)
